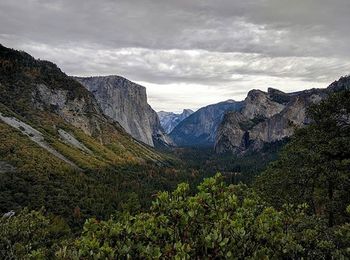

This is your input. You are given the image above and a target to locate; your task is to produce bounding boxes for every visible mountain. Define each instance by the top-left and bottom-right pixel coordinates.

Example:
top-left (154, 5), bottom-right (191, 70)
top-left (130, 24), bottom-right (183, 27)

top-left (0, 44), bottom-right (173, 221)
top-left (0, 44), bottom-right (167, 168)
top-left (215, 78), bottom-right (350, 154)
top-left (169, 100), bottom-right (244, 147)
top-left (75, 76), bottom-right (169, 147)
top-left (158, 109), bottom-right (194, 134)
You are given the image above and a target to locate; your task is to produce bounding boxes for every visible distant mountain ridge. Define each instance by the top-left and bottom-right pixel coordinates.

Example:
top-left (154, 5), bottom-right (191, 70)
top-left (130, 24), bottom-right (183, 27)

top-left (75, 76), bottom-right (169, 147)
top-left (215, 78), bottom-right (350, 154)
top-left (169, 76), bottom-right (350, 152)
top-left (158, 109), bottom-right (194, 134)
top-left (169, 100), bottom-right (244, 147)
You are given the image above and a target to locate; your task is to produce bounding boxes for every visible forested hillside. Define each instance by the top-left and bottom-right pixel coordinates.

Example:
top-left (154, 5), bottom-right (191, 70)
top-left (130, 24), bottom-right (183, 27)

top-left (0, 45), bottom-right (206, 234)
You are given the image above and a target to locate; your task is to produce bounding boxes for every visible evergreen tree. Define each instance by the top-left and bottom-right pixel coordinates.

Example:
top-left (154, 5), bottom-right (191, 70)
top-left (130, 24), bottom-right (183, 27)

top-left (256, 91), bottom-right (350, 226)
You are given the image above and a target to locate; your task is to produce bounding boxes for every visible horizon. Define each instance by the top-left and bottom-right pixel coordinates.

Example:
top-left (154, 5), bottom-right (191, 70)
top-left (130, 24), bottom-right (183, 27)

top-left (1, 0), bottom-right (349, 112)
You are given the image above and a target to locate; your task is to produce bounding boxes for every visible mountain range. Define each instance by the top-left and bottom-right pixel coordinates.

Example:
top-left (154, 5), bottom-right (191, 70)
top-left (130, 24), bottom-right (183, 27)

top-left (215, 88), bottom-right (327, 153)
top-left (158, 109), bottom-right (194, 134)
top-left (0, 44), bottom-right (167, 172)
top-left (168, 79), bottom-right (350, 153)
top-left (1, 43), bottom-right (349, 159)
top-left (1, 42), bottom-right (349, 259)
top-left (0, 43), bottom-right (184, 224)
top-left (169, 100), bottom-right (244, 147)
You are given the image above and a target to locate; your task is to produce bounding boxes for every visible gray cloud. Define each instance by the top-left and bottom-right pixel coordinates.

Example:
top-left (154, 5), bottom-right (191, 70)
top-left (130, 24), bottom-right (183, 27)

top-left (0, 0), bottom-right (349, 111)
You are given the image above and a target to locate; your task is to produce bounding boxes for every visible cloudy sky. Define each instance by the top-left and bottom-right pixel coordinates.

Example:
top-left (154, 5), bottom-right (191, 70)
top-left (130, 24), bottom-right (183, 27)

top-left (1, 0), bottom-right (350, 112)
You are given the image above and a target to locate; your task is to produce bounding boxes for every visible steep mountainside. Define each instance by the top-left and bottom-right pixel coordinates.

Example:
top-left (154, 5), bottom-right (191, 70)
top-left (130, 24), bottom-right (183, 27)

top-left (215, 78), bottom-right (350, 154)
top-left (0, 44), bottom-right (175, 222)
top-left (75, 76), bottom-right (169, 147)
top-left (158, 109), bottom-right (194, 134)
top-left (170, 100), bottom-right (243, 147)
top-left (0, 44), bottom-right (164, 162)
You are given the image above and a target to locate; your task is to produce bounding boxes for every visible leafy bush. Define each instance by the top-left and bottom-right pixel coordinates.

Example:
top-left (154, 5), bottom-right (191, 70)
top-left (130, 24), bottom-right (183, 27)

top-left (0, 208), bottom-right (70, 259)
top-left (66, 174), bottom-right (349, 259)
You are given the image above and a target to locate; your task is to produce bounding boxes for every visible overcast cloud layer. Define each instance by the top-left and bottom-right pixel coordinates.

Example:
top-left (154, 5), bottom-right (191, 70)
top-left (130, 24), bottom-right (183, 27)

top-left (1, 0), bottom-right (349, 112)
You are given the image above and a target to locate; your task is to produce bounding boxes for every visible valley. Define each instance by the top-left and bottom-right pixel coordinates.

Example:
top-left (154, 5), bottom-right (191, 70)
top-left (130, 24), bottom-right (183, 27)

top-left (0, 44), bottom-right (349, 258)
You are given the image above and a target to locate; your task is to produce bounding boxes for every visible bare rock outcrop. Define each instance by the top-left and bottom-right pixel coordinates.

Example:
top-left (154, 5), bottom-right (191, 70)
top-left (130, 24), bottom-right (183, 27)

top-left (169, 100), bottom-right (243, 147)
top-left (75, 76), bottom-right (169, 147)
top-left (215, 87), bottom-right (330, 153)
top-left (33, 84), bottom-right (103, 136)
top-left (158, 109), bottom-right (194, 134)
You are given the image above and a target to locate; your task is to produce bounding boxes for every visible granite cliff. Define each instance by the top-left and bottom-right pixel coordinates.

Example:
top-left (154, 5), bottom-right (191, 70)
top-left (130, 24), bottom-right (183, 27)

top-left (75, 76), bottom-right (169, 147)
top-left (169, 100), bottom-right (243, 147)
top-left (214, 79), bottom-right (350, 154)
top-left (158, 109), bottom-right (194, 134)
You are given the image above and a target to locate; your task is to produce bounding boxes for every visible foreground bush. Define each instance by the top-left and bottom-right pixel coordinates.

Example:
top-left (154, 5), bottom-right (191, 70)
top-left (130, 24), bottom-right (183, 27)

top-left (0, 208), bottom-right (70, 259)
top-left (67, 174), bottom-right (349, 259)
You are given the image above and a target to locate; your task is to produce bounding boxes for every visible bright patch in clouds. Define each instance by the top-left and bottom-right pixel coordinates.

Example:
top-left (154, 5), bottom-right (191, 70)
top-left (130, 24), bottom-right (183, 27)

top-left (139, 78), bottom-right (326, 112)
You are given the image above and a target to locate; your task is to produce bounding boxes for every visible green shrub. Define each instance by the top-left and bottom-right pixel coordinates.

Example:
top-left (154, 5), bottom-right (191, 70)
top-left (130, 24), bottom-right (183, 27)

top-left (67, 174), bottom-right (349, 259)
top-left (0, 208), bottom-right (70, 259)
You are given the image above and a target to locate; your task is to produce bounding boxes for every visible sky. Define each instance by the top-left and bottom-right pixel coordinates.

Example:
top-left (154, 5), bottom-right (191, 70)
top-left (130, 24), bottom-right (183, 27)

top-left (1, 0), bottom-right (350, 112)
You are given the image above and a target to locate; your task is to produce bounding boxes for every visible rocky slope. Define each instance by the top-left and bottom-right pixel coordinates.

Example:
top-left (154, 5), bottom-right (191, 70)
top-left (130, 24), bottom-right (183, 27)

top-left (0, 44), bottom-right (180, 224)
top-left (0, 44), bottom-right (166, 168)
top-left (0, 112), bottom-right (80, 169)
top-left (0, 47), bottom-right (108, 139)
top-left (170, 100), bottom-right (243, 147)
top-left (75, 76), bottom-right (169, 147)
top-left (215, 80), bottom-right (350, 154)
top-left (158, 109), bottom-right (194, 134)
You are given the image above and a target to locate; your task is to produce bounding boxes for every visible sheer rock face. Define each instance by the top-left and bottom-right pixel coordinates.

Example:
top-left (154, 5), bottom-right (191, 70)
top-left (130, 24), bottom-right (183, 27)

top-left (169, 100), bottom-right (244, 147)
top-left (214, 112), bottom-right (248, 154)
top-left (242, 89), bottom-right (286, 119)
top-left (158, 109), bottom-right (194, 134)
top-left (33, 84), bottom-right (103, 136)
top-left (215, 88), bottom-right (329, 154)
top-left (75, 76), bottom-right (168, 147)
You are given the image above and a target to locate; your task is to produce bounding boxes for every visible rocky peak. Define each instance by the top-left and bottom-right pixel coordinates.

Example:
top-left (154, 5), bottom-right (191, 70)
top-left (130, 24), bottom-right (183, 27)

top-left (170, 100), bottom-right (244, 147)
top-left (243, 89), bottom-right (285, 119)
top-left (75, 76), bottom-right (167, 147)
top-left (327, 75), bottom-right (350, 92)
top-left (214, 83), bottom-right (343, 154)
top-left (267, 88), bottom-right (291, 104)
top-left (158, 109), bottom-right (194, 134)
top-left (182, 109), bottom-right (194, 117)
